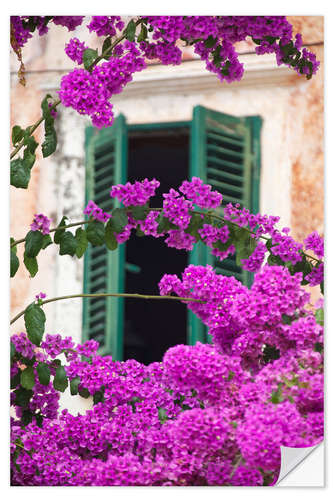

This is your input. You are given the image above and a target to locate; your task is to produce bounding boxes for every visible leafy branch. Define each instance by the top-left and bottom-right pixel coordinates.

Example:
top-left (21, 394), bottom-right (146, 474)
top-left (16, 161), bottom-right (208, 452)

top-left (10, 17), bottom-right (143, 165)
top-left (10, 206), bottom-right (321, 265)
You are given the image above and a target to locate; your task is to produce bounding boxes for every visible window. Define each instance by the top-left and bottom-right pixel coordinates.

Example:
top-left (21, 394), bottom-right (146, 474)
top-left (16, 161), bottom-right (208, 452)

top-left (82, 105), bottom-right (262, 362)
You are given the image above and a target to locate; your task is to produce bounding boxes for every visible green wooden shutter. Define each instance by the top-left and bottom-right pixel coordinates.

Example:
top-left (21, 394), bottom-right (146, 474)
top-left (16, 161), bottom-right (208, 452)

top-left (188, 105), bottom-right (262, 344)
top-left (83, 115), bottom-right (127, 359)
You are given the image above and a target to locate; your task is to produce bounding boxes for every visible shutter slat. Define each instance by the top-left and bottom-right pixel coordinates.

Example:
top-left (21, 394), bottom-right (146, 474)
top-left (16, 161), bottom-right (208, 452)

top-left (207, 144), bottom-right (244, 160)
top-left (95, 151), bottom-right (115, 168)
top-left (221, 194), bottom-right (241, 205)
top-left (90, 310), bottom-right (107, 325)
top-left (207, 167), bottom-right (243, 185)
top-left (206, 124), bottom-right (244, 142)
top-left (90, 253), bottom-right (108, 269)
top-left (94, 175), bottom-right (113, 191)
top-left (207, 130), bottom-right (244, 148)
top-left (207, 155), bottom-right (243, 172)
top-left (89, 301), bottom-right (106, 314)
top-left (207, 178), bottom-right (243, 196)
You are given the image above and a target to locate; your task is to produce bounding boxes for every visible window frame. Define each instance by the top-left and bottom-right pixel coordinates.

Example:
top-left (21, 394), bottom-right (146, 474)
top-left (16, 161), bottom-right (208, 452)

top-left (83, 111), bottom-right (262, 357)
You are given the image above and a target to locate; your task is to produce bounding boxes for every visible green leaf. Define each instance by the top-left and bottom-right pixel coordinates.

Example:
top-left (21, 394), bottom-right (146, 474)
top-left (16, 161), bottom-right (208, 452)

top-left (105, 220), bottom-right (118, 251)
top-left (59, 231), bottom-right (77, 256)
top-left (281, 314), bottom-right (293, 325)
top-left (125, 19), bottom-right (136, 42)
top-left (18, 356), bottom-right (36, 367)
top-left (35, 414), bottom-right (43, 428)
top-left (10, 159), bottom-right (31, 189)
top-left (270, 384), bottom-right (284, 404)
top-left (75, 228), bottom-right (88, 258)
top-left (23, 254), bottom-right (38, 277)
top-left (54, 216), bottom-right (68, 244)
top-left (23, 134), bottom-right (38, 154)
top-left (70, 376), bottom-right (81, 396)
top-left (265, 35), bottom-right (277, 44)
top-left (41, 234), bottom-right (53, 249)
top-left (10, 341), bottom-right (17, 361)
top-left (11, 238), bottom-right (17, 252)
top-left (13, 388), bottom-right (33, 407)
top-left (83, 48), bottom-right (98, 70)
top-left (314, 342), bottom-right (323, 353)
top-left (21, 410), bottom-right (33, 427)
top-left (78, 387), bottom-right (90, 399)
top-left (53, 365), bottom-right (68, 392)
top-left (158, 407), bottom-right (168, 424)
top-left (24, 303), bottom-right (46, 347)
top-left (41, 93), bottom-right (53, 118)
top-left (25, 230), bottom-right (44, 258)
top-left (129, 204), bottom-right (148, 221)
top-left (212, 240), bottom-right (233, 253)
top-left (156, 214), bottom-right (178, 234)
top-left (267, 253), bottom-right (284, 266)
top-left (110, 207), bottom-right (128, 233)
top-left (10, 249), bottom-right (19, 277)
top-left (137, 24), bottom-right (148, 42)
top-left (262, 344), bottom-right (280, 364)
top-left (265, 238), bottom-right (273, 251)
top-left (86, 220), bottom-right (105, 246)
top-left (315, 308), bottom-right (324, 326)
top-left (42, 121), bottom-right (57, 158)
top-left (204, 35), bottom-right (218, 48)
top-left (234, 232), bottom-right (257, 267)
top-left (40, 94), bottom-right (57, 157)
top-left (12, 125), bottom-right (25, 146)
top-left (184, 214), bottom-right (204, 239)
top-left (36, 362), bottom-right (51, 386)
top-left (102, 37), bottom-right (112, 59)
top-left (11, 371), bottom-right (21, 390)
top-left (93, 386), bottom-right (105, 404)
top-left (320, 280), bottom-right (324, 295)
top-left (20, 366), bottom-right (35, 390)
top-left (23, 147), bottom-right (36, 169)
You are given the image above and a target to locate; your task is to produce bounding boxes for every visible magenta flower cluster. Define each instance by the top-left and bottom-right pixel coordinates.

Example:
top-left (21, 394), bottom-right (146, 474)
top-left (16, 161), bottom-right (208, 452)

top-left (10, 177), bottom-right (324, 485)
top-left (59, 41), bottom-right (146, 128)
top-left (304, 231), bottom-right (324, 259)
top-left (144, 16), bottom-right (319, 82)
top-left (110, 178), bottom-right (160, 206)
top-left (84, 200), bottom-right (111, 222)
top-left (87, 16), bottom-right (124, 37)
top-left (11, 271), bottom-right (323, 486)
top-left (159, 264), bottom-right (315, 364)
top-left (179, 177), bottom-right (223, 209)
top-left (30, 213), bottom-right (51, 235)
top-left (163, 189), bottom-right (193, 229)
top-left (64, 37), bottom-right (89, 65)
top-left (11, 16), bottom-right (84, 49)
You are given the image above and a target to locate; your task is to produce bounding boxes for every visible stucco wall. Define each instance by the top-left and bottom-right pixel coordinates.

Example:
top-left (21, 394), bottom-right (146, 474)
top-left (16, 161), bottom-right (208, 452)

top-left (10, 16), bottom-right (324, 338)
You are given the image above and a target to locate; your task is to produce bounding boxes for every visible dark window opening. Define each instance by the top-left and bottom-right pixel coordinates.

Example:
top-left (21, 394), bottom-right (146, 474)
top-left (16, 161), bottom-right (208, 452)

top-left (124, 128), bottom-right (189, 364)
